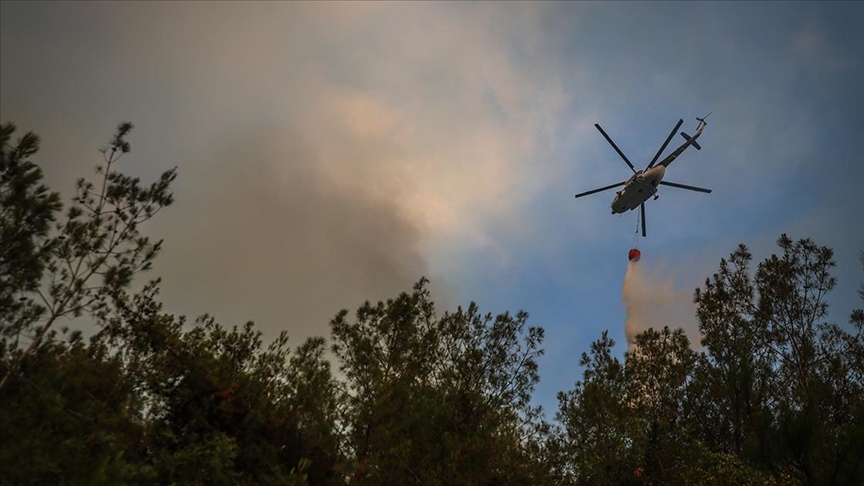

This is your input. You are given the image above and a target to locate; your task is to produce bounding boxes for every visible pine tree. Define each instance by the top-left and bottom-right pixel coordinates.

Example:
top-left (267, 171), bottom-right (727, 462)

top-left (0, 122), bottom-right (176, 390)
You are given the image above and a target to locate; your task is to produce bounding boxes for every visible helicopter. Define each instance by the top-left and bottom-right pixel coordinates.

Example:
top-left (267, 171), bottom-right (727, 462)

top-left (574, 113), bottom-right (713, 237)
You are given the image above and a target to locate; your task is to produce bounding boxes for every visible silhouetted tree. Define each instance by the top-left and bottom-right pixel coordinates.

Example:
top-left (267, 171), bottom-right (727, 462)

top-left (330, 278), bottom-right (552, 484)
top-left (694, 236), bottom-right (864, 484)
top-left (1, 122), bottom-right (176, 390)
top-left (1, 123), bottom-right (62, 373)
top-left (1, 121), bottom-right (176, 483)
top-left (94, 281), bottom-right (340, 484)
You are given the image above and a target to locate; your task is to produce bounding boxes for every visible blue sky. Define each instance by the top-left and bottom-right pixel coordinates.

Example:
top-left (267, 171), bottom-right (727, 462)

top-left (2, 2), bottom-right (862, 415)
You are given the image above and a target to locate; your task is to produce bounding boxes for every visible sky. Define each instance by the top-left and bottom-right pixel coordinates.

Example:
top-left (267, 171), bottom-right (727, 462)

top-left (2, 1), bottom-right (862, 416)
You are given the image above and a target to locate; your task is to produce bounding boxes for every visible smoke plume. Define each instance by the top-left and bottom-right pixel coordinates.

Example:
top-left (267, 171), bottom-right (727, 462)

top-left (0, 2), bottom-right (568, 347)
top-left (151, 127), bottom-right (434, 345)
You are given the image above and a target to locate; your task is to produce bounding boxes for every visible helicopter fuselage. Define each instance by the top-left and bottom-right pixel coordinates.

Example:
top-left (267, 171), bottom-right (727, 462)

top-left (574, 113), bottom-right (713, 237)
top-left (611, 165), bottom-right (665, 214)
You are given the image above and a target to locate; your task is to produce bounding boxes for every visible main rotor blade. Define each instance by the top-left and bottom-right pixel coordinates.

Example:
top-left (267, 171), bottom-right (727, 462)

top-left (659, 180), bottom-right (712, 193)
top-left (574, 181), bottom-right (626, 199)
top-left (640, 203), bottom-right (647, 237)
top-left (595, 124), bottom-right (637, 174)
top-left (647, 119), bottom-right (684, 169)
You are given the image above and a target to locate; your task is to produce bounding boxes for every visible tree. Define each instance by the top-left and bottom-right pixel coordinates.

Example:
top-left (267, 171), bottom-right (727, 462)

top-left (0, 331), bottom-right (150, 485)
top-left (554, 331), bottom-right (636, 484)
top-left (94, 282), bottom-right (342, 485)
top-left (693, 244), bottom-right (775, 463)
top-left (283, 336), bottom-right (343, 484)
top-left (0, 123), bottom-right (62, 366)
top-left (0, 122), bottom-right (339, 484)
top-left (1, 122), bottom-right (176, 483)
top-left (1, 122), bottom-right (176, 390)
top-left (330, 278), bottom-right (552, 484)
top-left (693, 235), bottom-right (864, 484)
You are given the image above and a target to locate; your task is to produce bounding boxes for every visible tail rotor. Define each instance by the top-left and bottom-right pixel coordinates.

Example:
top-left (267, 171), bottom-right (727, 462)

top-left (696, 111), bottom-right (713, 125)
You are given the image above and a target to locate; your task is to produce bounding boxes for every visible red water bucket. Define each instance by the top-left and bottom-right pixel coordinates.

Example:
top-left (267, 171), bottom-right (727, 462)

top-left (628, 248), bottom-right (641, 262)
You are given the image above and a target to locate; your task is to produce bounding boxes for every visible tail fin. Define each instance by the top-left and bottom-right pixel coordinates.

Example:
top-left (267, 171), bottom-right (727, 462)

top-left (680, 132), bottom-right (701, 150)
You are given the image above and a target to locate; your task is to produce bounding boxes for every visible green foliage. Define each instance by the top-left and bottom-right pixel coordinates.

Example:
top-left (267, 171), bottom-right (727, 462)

top-left (695, 235), bottom-right (864, 484)
top-left (555, 331), bottom-right (636, 483)
top-left (1, 121), bottom-right (177, 390)
top-left (0, 123), bottom-right (62, 357)
top-left (0, 333), bottom-right (150, 485)
top-left (94, 283), bottom-right (342, 484)
top-left (330, 278), bottom-right (552, 484)
top-left (693, 244), bottom-right (776, 461)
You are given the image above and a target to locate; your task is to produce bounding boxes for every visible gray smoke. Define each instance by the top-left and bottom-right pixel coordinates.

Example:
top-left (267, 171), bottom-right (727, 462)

top-left (152, 127), bottom-right (432, 344)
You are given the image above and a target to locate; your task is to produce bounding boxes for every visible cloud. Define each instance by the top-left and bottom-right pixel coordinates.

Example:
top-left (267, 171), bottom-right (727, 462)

top-left (792, 22), bottom-right (860, 71)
